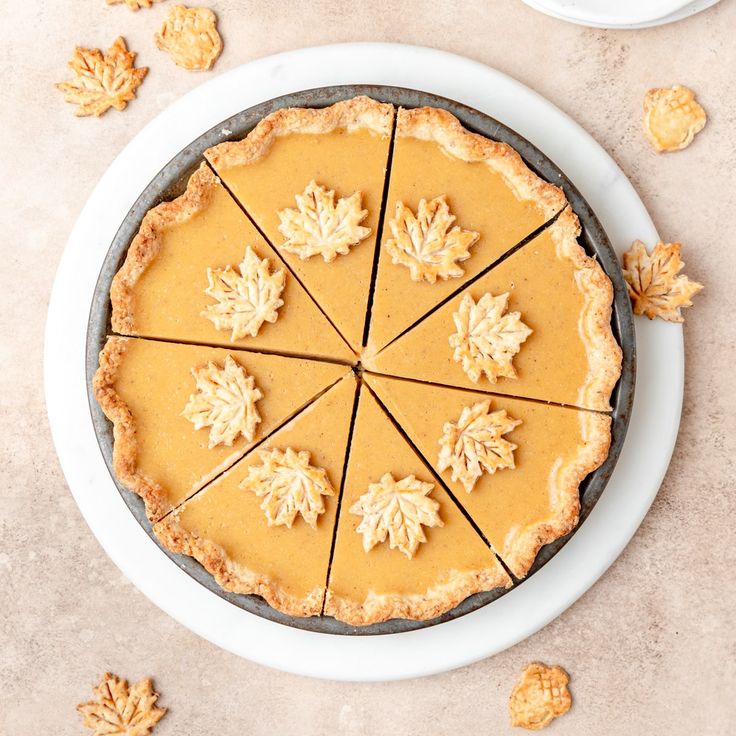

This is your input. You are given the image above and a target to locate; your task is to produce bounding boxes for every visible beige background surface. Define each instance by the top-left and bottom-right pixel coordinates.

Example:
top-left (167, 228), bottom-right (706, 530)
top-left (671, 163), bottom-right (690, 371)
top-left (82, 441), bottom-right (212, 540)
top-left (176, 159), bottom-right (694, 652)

top-left (2, 0), bottom-right (734, 733)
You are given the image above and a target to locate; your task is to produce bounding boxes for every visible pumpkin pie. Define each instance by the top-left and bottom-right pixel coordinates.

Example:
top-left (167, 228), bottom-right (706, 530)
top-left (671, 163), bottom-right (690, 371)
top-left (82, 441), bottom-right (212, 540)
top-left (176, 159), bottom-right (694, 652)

top-left (365, 208), bottom-right (622, 411)
top-left (205, 96), bottom-right (395, 352)
top-left (324, 383), bottom-right (511, 625)
top-left (93, 336), bottom-right (349, 521)
top-left (154, 371), bottom-right (358, 616)
top-left (364, 374), bottom-right (611, 578)
top-left (111, 162), bottom-right (353, 363)
top-left (364, 106), bottom-right (567, 356)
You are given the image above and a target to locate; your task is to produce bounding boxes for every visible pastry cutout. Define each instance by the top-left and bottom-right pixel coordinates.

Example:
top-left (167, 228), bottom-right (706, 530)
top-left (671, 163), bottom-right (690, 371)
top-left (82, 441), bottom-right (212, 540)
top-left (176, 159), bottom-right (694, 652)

top-left (384, 196), bottom-right (480, 283)
top-left (77, 672), bottom-right (166, 736)
top-left (56, 37), bottom-right (148, 117)
top-left (438, 399), bottom-right (521, 493)
top-left (509, 663), bottom-right (572, 730)
top-left (106, 0), bottom-right (160, 9)
top-left (350, 473), bottom-right (443, 559)
top-left (202, 246), bottom-right (286, 341)
top-left (155, 5), bottom-right (223, 71)
top-left (181, 355), bottom-right (262, 448)
top-left (241, 447), bottom-right (335, 529)
top-left (278, 180), bottom-right (371, 262)
top-left (644, 85), bottom-right (706, 152)
top-left (449, 292), bottom-right (532, 383)
top-left (623, 240), bottom-right (703, 322)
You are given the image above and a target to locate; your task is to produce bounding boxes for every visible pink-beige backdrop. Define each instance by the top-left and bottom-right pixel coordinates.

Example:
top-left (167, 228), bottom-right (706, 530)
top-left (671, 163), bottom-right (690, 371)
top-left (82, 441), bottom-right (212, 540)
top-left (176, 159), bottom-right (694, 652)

top-left (2, 0), bottom-right (734, 733)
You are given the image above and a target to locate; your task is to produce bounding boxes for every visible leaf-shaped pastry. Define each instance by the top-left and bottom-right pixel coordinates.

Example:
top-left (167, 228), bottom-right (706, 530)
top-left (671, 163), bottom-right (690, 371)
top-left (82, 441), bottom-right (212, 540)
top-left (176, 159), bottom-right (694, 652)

top-left (181, 355), bottom-right (262, 448)
top-left (384, 196), bottom-right (479, 283)
top-left (56, 37), bottom-right (148, 117)
top-left (449, 292), bottom-right (532, 383)
top-left (643, 85), bottom-right (706, 153)
top-left (438, 399), bottom-right (521, 493)
top-left (106, 0), bottom-right (160, 10)
top-left (77, 672), bottom-right (166, 736)
top-left (277, 180), bottom-right (371, 262)
top-left (622, 240), bottom-right (703, 322)
top-left (241, 447), bottom-right (335, 529)
top-left (509, 663), bottom-right (572, 730)
top-left (155, 5), bottom-right (223, 71)
top-left (350, 473), bottom-right (443, 559)
top-left (201, 246), bottom-right (286, 341)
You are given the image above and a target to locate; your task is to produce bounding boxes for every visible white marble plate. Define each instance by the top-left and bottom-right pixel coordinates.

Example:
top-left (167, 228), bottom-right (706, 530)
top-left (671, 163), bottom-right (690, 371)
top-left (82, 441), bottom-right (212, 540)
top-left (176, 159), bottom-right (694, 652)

top-left (44, 43), bottom-right (683, 682)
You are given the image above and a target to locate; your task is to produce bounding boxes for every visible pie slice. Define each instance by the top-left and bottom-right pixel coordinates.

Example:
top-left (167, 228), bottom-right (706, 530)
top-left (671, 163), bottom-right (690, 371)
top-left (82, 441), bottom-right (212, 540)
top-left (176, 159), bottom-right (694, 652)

top-left (324, 384), bottom-right (511, 626)
top-left (205, 96), bottom-right (395, 352)
top-left (111, 162), bottom-right (353, 363)
top-left (93, 336), bottom-right (349, 521)
top-left (364, 106), bottom-right (568, 356)
top-left (154, 371), bottom-right (358, 617)
top-left (365, 209), bottom-right (622, 411)
top-left (364, 374), bottom-right (611, 578)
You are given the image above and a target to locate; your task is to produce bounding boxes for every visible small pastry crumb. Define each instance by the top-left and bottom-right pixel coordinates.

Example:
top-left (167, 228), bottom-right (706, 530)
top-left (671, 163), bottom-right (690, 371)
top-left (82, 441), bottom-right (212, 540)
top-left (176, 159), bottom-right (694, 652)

top-left (509, 663), bottom-right (571, 730)
top-left (106, 0), bottom-right (161, 10)
top-left (622, 240), bottom-right (703, 322)
top-left (56, 37), bottom-right (148, 117)
top-left (643, 85), bottom-right (706, 152)
top-left (155, 4), bottom-right (223, 71)
top-left (77, 672), bottom-right (166, 735)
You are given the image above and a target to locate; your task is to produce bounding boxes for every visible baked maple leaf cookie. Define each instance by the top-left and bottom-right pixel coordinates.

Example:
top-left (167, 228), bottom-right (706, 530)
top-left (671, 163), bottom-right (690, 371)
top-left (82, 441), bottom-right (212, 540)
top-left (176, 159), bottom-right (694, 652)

top-left (56, 37), bottom-right (148, 117)
top-left (509, 663), bottom-right (571, 730)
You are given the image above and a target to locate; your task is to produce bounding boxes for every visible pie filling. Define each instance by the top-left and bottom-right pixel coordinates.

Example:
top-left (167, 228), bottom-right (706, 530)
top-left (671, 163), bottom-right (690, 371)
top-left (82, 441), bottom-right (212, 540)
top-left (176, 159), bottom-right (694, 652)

top-left (94, 96), bottom-right (622, 625)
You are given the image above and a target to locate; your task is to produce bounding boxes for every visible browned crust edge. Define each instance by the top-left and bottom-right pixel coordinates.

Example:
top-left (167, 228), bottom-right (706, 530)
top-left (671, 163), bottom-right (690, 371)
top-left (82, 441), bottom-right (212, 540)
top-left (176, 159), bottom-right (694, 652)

top-left (397, 106), bottom-right (567, 221)
top-left (323, 564), bottom-right (512, 626)
top-left (154, 513), bottom-right (325, 617)
top-left (502, 410), bottom-right (613, 578)
top-left (92, 336), bottom-right (173, 522)
top-left (204, 96), bottom-right (395, 170)
top-left (550, 207), bottom-right (623, 412)
top-left (110, 161), bottom-right (219, 334)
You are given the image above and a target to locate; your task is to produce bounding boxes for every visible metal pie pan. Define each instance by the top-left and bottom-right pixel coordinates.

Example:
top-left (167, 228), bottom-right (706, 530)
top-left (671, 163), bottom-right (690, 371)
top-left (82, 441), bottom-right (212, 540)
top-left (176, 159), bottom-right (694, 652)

top-left (86, 85), bottom-right (636, 636)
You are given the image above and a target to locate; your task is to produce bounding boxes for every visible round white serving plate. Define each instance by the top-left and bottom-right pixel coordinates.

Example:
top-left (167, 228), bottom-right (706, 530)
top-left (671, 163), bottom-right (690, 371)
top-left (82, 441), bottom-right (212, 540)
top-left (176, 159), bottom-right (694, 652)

top-left (522, 0), bottom-right (720, 28)
top-left (44, 43), bottom-right (683, 682)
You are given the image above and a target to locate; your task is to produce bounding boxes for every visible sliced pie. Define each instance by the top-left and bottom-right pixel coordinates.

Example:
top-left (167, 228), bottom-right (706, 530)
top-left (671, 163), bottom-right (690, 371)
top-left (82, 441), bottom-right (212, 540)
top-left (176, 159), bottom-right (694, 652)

top-left (365, 106), bottom-right (567, 356)
top-left (111, 162), bottom-right (353, 362)
top-left (93, 336), bottom-right (349, 521)
top-left (154, 371), bottom-right (358, 616)
top-left (205, 96), bottom-right (395, 352)
top-left (365, 208), bottom-right (622, 411)
top-left (324, 383), bottom-right (511, 625)
top-left (364, 374), bottom-right (611, 578)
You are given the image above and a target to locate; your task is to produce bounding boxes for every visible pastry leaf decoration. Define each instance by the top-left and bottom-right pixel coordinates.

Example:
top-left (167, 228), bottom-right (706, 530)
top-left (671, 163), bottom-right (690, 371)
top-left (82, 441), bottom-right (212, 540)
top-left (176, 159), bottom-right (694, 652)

top-left (449, 292), bottom-right (532, 383)
top-left (643, 85), bottom-right (707, 152)
top-left (277, 180), bottom-right (371, 262)
top-left (438, 399), bottom-right (521, 493)
top-left (181, 355), bottom-right (262, 448)
top-left (240, 447), bottom-right (334, 529)
top-left (350, 473), bottom-right (443, 559)
top-left (622, 240), bottom-right (703, 322)
top-left (106, 0), bottom-right (160, 10)
top-left (202, 246), bottom-right (286, 341)
top-left (55, 36), bottom-right (148, 117)
top-left (384, 196), bottom-right (479, 283)
top-left (77, 672), bottom-right (166, 736)
top-left (509, 663), bottom-right (572, 730)
top-left (155, 5), bottom-right (223, 71)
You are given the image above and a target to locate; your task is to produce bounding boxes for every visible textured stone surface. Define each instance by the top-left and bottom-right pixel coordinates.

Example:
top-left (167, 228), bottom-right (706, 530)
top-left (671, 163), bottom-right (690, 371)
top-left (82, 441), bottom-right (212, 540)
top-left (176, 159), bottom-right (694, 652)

top-left (1, 0), bottom-right (734, 733)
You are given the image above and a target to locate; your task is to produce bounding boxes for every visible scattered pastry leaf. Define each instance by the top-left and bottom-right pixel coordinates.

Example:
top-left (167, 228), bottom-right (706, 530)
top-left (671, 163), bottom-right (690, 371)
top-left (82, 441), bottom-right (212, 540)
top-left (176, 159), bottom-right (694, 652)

top-left (350, 473), bottom-right (443, 559)
top-left (56, 37), bottom-right (148, 117)
top-left (438, 399), bottom-right (521, 493)
top-left (106, 0), bottom-right (161, 10)
top-left (241, 447), bottom-right (335, 529)
top-left (643, 85), bottom-right (706, 153)
top-left (384, 196), bottom-right (479, 283)
top-left (449, 292), bottom-right (532, 383)
top-left (278, 180), bottom-right (371, 262)
top-left (622, 240), bottom-right (703, 322)
top-left (509, 663), bottom-right (572, 730)
top-left (155, 4), bottom-right (223, 71)
top-left (202, 246), bottom-right (286, 341)
top-left (181, 355), bottom-right (262, 448)
top-left (77, 672), bottom-right (166, 736)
